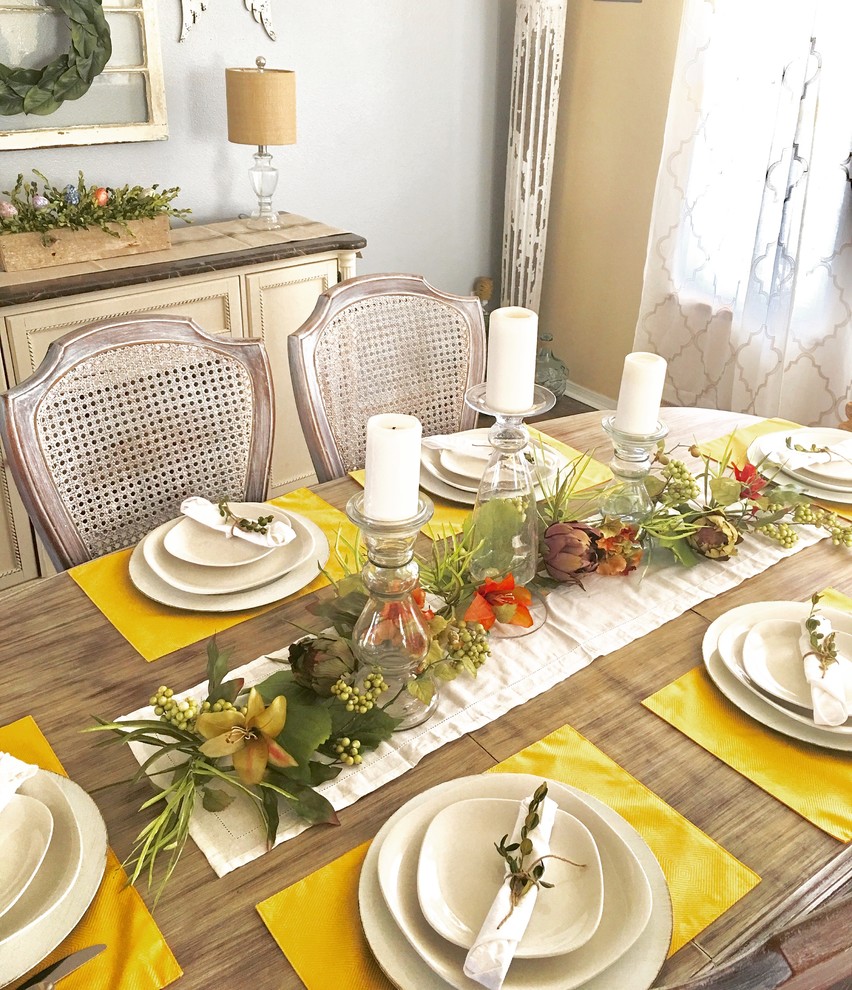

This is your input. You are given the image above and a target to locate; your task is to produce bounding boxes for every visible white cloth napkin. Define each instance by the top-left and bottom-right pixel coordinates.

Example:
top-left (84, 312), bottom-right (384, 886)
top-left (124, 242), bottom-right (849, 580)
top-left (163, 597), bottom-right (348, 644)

top-left (421, 433), bottom-right (492, 460)
top-left (799, 616), bottom-right (849, 726)
top-left (0, 752), bottom-right (38, 815)
top-left (768, 437), bottom-right (852, 472)
top-left (463, 792), bottom-right (558, 989)
top-left (180, 497), bottom-right (296, 548)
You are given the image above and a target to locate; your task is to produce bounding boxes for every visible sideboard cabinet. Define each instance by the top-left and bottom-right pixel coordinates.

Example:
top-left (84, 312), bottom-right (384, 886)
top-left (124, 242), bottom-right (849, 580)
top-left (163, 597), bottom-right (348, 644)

top-left (0, 216), bottom-right (366, 587)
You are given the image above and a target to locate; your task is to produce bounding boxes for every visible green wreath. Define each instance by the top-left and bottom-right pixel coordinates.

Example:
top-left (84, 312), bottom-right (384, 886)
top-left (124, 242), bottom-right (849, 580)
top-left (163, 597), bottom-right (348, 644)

top-left (0, 0), bottom-right (112, 117)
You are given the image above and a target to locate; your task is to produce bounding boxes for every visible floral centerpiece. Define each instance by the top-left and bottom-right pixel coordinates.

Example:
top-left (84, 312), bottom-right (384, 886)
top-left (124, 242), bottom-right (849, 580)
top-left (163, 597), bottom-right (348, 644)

top-left (0, 170), bottom-right (190, 272)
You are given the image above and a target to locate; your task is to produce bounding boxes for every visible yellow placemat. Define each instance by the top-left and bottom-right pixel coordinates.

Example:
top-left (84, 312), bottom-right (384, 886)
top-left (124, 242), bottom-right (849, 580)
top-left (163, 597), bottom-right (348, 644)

top-left (643, 588), bottom-right (852, 842)
top-left (698, 418), bottom-right (852, 523)
top-left (257, 724), bottom-right (757, 987)
top-left (351, 430), bottom-right (612, 540)
top-left (69, 489), bottom-right (359, 662)
top-left (1, 716), bottom-right (182, 990)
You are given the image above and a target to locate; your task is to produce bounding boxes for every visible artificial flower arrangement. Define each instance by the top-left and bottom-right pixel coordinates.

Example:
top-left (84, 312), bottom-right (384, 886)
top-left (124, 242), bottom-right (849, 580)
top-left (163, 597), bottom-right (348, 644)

top-left (0, 170), bottom-right (190, 243)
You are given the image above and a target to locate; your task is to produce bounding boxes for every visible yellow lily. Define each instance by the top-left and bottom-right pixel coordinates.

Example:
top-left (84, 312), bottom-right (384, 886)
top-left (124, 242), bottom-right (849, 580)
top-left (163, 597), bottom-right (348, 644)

top-left (195, 688), bottom-right (296, 786)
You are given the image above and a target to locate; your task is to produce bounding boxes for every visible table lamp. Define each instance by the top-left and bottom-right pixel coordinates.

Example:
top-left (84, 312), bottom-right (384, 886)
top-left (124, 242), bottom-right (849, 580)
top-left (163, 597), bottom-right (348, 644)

top-left (225, 56), bottom-right (296, 229)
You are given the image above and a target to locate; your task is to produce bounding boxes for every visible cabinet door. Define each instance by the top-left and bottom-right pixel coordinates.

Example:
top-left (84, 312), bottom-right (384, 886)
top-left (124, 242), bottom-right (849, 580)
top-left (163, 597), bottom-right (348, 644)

top-left (4, 275), bottom-right (243, 383)
top-left (0, 360), bottom-right (39, 589)
top-left (245, 259), bottom-right (341, 496)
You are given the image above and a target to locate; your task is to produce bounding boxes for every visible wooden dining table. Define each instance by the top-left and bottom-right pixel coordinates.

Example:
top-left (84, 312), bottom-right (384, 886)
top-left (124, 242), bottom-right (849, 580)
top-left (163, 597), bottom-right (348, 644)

top-left (1, 406), bottom-right (850, 990)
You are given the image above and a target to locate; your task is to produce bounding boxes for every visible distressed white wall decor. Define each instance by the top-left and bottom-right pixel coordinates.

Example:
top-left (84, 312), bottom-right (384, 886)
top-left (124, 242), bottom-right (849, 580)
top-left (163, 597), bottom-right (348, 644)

top-left (501, 0), bottom-right (568, 310)
top-left (179, 0), bottom-right (276, 41)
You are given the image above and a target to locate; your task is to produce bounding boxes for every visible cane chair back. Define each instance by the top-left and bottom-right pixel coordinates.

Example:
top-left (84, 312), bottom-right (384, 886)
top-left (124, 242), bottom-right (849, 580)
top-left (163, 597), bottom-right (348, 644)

top-left (0, 315), bottom-right (274, 570)
top-left (288, 273), bottom-right (486, 482)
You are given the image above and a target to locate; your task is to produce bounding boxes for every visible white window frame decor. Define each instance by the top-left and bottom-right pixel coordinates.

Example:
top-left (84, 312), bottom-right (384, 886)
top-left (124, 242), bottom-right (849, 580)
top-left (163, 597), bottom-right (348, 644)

top-left (0, 0), bottom-right (167, 151)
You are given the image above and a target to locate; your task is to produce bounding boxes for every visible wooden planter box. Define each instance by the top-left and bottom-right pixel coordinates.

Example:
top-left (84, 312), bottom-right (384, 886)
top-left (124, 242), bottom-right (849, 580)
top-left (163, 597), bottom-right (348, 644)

top-left (0, 215), bottom-right (171, 272)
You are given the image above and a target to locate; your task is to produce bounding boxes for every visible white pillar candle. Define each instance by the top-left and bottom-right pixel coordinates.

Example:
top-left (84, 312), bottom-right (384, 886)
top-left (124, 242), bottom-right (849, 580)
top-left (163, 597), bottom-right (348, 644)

top-left (485, 306), bottom-right (539, 413)
top-left (613, 352), bottom-right (668, 435)
top-left (363, 414), bottom-right (423, 522)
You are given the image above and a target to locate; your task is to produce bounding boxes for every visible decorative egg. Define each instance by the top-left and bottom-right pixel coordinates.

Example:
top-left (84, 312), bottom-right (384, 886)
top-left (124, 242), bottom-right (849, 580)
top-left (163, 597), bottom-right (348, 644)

top-left (32, 194), bottom-right (49, 210)
top-left (63, 184), bottom-right (80, 206)
top-left (0, 201), bottom-right (18, 219)
top-left (93, 186), bottom-right (109, 207)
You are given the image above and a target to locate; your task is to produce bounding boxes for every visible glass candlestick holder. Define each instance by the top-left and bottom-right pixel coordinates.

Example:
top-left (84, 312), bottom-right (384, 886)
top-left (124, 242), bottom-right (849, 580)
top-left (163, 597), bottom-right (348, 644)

top-left (464, 383), bottom-right (556, 637)
top-left (345, 492), bottom-right (437, 730)
top-left (599, 415), bottom-right (669, 525)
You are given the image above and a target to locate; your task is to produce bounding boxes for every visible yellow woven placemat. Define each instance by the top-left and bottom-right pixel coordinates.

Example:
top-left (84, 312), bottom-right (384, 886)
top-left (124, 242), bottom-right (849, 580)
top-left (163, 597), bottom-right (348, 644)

top-left (257, 723), bottom-right (757, 988)
top-left (1, 716), bottom-right (182, 990)
top-left (643, 588), bottom-right (852, 842)
top-left (69, 489), bottom-right (358, 662)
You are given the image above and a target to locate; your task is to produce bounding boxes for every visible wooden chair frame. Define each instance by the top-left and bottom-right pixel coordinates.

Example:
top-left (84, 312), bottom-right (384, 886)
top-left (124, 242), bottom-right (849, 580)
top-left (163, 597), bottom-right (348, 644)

top-left (288, 273), bottom-right (486, 483)
top-left (0, 315), bottom-right (274, 570)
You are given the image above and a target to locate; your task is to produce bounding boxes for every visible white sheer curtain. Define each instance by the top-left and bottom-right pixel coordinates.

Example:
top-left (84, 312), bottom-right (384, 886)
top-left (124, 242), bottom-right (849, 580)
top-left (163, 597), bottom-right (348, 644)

top-left (633, 0), bottom-right (852, 426)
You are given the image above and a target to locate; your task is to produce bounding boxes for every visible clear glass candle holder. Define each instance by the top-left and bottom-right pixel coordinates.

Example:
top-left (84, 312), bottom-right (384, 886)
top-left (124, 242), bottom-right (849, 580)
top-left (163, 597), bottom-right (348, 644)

top-left (599, 415), bottom-right (669, 525)
top-left (464, 383), bottom-right (555, 636)
top-left (345, 492), bottom-right (438, 730)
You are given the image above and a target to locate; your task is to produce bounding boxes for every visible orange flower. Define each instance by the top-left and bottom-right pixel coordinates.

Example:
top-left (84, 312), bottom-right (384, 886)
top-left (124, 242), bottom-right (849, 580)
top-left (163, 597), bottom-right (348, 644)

top-left (464, 575), bottom-right (533, 631)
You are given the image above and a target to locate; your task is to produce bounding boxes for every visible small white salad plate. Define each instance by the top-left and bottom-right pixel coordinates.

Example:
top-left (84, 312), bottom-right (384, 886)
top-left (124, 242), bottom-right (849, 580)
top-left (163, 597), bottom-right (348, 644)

top-left (417, 797), bottom-right (603, 958)
top-left (741, 619), bottom-right (852, 711)
top-left (0, 794), bottom-right (53, 920)
top-left (143, 512), bottom-right (315, 596)
top-left (163, 502), bottom-right (286, 567)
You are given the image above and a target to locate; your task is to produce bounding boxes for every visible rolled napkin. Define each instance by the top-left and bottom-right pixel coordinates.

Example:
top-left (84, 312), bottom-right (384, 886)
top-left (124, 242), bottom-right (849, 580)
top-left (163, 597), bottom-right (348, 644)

top-left (768, 436), bottom-right (852, 472)
top-left (463, 791), bottom-right (558, 989)
top-left (0, 751), bottom-right (38, 814)
top-left (798, 615), bottom-right (849, 726)
top-left (421, 433), bottom-right (492, 460)
top-left (180, 497), bottom-right (296, 548)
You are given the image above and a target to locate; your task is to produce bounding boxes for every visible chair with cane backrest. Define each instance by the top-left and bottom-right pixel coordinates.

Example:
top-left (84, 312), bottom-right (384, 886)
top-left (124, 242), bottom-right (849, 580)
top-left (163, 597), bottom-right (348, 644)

top-left (0, 315), bottom-right (274, 570)
top-left (288, 273), bottom-right (486, 483)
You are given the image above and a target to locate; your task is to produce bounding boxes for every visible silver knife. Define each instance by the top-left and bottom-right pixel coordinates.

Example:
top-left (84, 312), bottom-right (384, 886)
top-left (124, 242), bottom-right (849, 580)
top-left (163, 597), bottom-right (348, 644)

top-left (19, 944), bottom-right (106, 990)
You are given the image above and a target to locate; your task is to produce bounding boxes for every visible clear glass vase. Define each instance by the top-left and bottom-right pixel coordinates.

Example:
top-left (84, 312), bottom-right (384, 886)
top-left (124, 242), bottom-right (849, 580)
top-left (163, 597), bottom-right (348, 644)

top-left (535, 333), bottom-right (568, 398)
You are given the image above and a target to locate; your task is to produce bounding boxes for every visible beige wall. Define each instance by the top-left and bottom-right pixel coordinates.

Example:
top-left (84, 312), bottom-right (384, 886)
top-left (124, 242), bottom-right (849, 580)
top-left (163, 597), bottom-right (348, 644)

top-left (540, 0), bottom-right (683, 404)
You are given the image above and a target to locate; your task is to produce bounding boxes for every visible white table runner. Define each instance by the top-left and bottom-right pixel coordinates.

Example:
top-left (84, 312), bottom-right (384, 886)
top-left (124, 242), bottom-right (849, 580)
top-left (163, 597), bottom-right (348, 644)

top-left (124, 524), bottom-right (824, 876)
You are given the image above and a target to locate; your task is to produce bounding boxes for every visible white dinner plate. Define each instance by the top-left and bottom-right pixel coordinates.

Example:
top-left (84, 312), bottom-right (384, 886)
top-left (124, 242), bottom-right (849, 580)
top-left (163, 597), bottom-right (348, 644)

top-left (0, 771), bottom-right (106, 988)
top-left (142, 513), bottom-right (316, 596)
top-left (0, 795), bottom-right (53, 920)
top-left (742, 619), bottom-right (852, 711)
top-left (704, 604), bottom-right (852, 750)
top-left (367, 773), bottom-right (663, 990)
top-left (163, 504), bottom-right (283, 567)
top-left (129, 513), bottom-right (329, 612)
top-left (748, 430), bottom-right (852, 502)
top-left (417, 798), bottom-right (603, 958)
top-left (428, 433), bottom-right (561, 489)
top-left (422, 447), bottom-right (560, 495)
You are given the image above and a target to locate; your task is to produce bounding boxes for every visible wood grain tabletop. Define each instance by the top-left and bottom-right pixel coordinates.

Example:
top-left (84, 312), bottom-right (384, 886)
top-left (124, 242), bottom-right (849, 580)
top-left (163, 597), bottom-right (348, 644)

top-left (1, 407), bottom-right (850, 990)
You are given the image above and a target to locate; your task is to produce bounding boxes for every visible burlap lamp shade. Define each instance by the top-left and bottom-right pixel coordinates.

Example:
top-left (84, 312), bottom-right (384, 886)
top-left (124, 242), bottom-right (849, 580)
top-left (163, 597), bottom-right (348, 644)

top-left (225, 65), bottom-right (296, 147)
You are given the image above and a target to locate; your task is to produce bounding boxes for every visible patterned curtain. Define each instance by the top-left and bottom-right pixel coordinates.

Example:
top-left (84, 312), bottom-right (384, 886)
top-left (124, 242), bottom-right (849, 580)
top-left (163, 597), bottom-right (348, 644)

top-left (633, 0), bottom-right (852, 426)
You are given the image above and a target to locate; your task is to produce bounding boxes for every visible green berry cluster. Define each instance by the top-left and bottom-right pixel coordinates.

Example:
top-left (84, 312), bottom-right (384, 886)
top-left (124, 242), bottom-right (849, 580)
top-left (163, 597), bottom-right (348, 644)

top-left (445, 619), bottom-right (490, 671)
top-left (330, 670), bottom-right (388, 713)
top-left (757, 522), bottom-right (798, 549)
top-left (149, 686), bottom-right (245, 730)
top-left (789, 504), bottom-right (852, 547)
top-left (660, 460), bottom-right (700, 505)
top-left (332, 737), bottom-right (363, 765)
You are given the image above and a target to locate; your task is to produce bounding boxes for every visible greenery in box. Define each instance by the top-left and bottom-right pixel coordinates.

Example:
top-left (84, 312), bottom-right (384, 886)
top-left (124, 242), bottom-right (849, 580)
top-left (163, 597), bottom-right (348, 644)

top-left (0, 170), bottom-right (191, 244)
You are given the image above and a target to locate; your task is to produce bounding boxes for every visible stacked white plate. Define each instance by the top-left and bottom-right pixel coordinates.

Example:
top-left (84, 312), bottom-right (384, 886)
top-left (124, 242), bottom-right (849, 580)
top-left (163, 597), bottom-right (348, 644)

top-left (359, 772), bottom-right (672, 990)
top-left (420, 430), bottom-right (570, 506)
top-left (747, 427), bottom-right (852, 504)
top-left (0, 770), bottom-right (107, 987)
top-left (703, 601), bottom-right (852, 751)
top-left (129, 501), bottom-right (330, 611)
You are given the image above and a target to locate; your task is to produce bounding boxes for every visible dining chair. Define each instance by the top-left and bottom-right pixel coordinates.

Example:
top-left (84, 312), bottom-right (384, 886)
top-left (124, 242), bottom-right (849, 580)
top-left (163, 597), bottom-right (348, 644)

top-left (660, 893), bottom-right (852, 990)
top-left (0, 315), bottom-right (274, 570)
top-left (839, 399), bottom-right (852, 432)
top-left (288, 273), bottom-right (486, 482)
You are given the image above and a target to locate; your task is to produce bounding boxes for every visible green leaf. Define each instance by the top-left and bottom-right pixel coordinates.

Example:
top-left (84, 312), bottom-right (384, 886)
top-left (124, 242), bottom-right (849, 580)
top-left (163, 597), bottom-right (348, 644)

top-left (201, 787), bottom-right (234, 813)
top-left (407, 674), bottom-right (435, 706)
top-left (260, 785), bottom-right (279, 849)
top-left (274, 693), bottom-right (333, 768)
top-left (206, 639), bottom-right (231, 695)
top-left (22, 86), bottom-right (63, 116)
top-left (274, 779), bottom-right (340, 826)
top-left (469, 498), bottom-right (528, 578)
top-left (664, 537), bottom-right (702, 567)
top-left (709, 477), bottom-right (741, 507)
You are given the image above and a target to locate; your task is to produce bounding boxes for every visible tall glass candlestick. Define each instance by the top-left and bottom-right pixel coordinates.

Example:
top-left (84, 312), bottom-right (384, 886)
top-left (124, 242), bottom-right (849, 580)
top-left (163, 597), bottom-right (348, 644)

top-left (346, 492), bottom-right (438, 730)
top-left (464, 382), bottom-right (555, 636)
top-left (600, 415), bottom-right (669, 525)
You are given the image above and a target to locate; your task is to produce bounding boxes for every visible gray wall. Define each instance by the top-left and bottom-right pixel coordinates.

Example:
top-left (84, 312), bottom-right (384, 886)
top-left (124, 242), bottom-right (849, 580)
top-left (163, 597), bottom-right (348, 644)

top-left (0, 0), bottom-right (515, 296)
